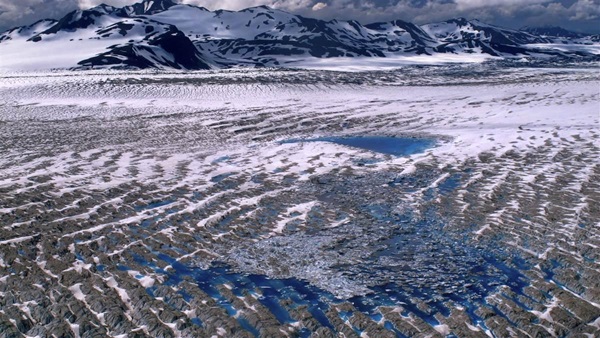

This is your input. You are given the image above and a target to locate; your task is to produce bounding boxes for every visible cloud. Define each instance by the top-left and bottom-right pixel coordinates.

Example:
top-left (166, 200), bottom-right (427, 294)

top-left (312, 2), bottom-right (328, 10)
top-left (181, 0), bottom-right (314, 11)
top-left (301, 0), bottom-right (599, 33)
top-left (181, 0), bottom-right (271, 10)
top-left (453, 0), bottom-right (552, 11)
top-left (0, 0), bottom-right (79, 31)
top-left (569, 0), bottom-right (600, 20)
top-left (77, 0), bottom-right (135, 9)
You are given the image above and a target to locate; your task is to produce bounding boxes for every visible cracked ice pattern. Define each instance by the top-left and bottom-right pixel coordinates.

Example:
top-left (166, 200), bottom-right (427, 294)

top-left (0, 65), bottom-right (598, 337)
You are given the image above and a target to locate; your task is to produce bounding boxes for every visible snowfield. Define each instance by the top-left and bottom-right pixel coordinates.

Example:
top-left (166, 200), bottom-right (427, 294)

top-left (0, 65), bottom-right (598, 337)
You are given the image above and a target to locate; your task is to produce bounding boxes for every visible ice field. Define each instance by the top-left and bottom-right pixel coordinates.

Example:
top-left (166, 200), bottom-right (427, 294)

top-left (0, 64), bottom-right (598, 337)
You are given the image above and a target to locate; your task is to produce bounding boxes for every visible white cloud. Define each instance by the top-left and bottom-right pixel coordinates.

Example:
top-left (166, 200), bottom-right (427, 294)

top-left (77, 0), bottom-right (135, 9)
top-left (181, 0), bottom-right (269, 10)
top-left (312, 2), bottom-right (328, 11)
top-left (0, 0), bottom-right (78, 30)
top-left (569, 0), bottom-right (600, 21)
top-left (181, 0), bottom-right (314, 11)
top-left (454, 0), bottom-right (552, 11)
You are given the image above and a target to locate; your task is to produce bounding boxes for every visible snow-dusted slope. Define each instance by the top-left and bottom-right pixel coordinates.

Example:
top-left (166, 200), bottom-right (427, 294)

top-left (149, 5), bottom-right (300, 41)
top-left (420, 18), bottom-right (551, 56)
top-left (366, 20), bottom-right (437, 51)
top-left (0, 19), bottom-right (57, 43)
top-left (77, 20), bottom-right (212, 70)
top-left (521, 26), bottom-right (587, 39)
top-left (0, 4), bottom-right (211, 70)
top-left (0, 0), bottom-right (598, 71)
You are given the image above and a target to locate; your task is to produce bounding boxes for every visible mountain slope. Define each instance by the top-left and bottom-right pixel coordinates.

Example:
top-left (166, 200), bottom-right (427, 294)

top-left (521, 26), bottom-right (586, 38)
top-left (0, 0), bottom-right (598, 71)
top-left (0, 19), bottom-right (57, 43)
top-left (77, 20), bottom-right (211, 70)
top-left (521, 25), bottom-right (600, 44)
top-left (0, 2), bottom-right (211, 70)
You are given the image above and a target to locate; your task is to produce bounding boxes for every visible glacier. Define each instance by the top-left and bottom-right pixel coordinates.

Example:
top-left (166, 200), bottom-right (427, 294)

top-left (0, 64), bottom-right (598, 337)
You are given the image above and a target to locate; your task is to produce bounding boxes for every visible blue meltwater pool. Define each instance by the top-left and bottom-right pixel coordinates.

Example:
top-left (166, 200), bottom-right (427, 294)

top-left (282, 136), bottom-right (435, 156)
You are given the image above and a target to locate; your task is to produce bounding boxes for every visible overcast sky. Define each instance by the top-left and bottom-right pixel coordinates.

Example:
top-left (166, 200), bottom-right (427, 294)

top-left (1, 0), bottom-right (598, 33)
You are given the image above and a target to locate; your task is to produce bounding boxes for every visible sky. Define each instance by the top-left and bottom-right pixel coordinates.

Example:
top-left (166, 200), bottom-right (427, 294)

top-left (0, 0), bottom-right (598, 34)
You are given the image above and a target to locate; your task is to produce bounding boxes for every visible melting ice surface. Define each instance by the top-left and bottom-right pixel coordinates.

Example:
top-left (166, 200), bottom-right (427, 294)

top-left (282, 136), bottom-right (435, 156)
top-left (134, 243), bottom-right (530, 337)
top-left (120, 136), bottom-right (538, 336)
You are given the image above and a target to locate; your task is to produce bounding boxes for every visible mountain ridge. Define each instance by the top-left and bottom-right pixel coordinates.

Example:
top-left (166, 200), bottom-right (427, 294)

top-left (0, 0), bottom-right (598, 70)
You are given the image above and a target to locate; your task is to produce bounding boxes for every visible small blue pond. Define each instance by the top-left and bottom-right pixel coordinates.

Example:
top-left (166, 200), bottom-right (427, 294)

top-left (282, 136), bottom-right (435, 156)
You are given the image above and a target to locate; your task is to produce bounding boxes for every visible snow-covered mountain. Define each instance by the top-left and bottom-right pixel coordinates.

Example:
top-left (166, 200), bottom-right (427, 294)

top-left (0, 0), bottom-right (598, 70)
top-left (521, 25), bottom-right (600, 43)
